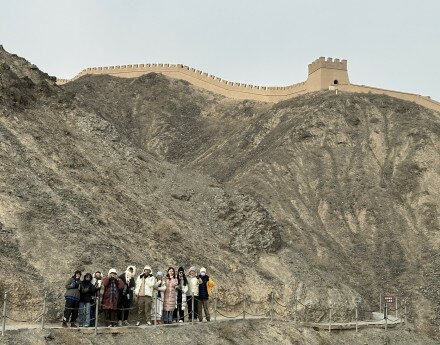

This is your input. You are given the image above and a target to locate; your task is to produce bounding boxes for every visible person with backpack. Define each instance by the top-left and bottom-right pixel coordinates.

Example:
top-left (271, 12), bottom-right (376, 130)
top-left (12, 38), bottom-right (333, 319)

top-left (198, 267), bottom-right (215, 322)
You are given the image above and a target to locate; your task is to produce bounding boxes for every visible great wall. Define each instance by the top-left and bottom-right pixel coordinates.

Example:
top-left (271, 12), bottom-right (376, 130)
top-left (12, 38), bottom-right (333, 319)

top-left (57, 57), bottom-right (440, 112)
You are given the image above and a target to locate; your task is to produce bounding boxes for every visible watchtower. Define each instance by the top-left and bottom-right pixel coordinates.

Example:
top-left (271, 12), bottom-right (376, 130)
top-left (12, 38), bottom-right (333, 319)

top-left (306, 57), bottom-right (349, 91)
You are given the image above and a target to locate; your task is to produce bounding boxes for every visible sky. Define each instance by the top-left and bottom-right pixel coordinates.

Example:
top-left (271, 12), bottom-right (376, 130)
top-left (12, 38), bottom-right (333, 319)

top-left (1, 0), bottom-right (439, 101)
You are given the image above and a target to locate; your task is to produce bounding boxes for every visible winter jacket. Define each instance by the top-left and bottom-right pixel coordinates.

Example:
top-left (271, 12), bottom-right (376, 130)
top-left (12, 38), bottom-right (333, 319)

top-left (163, 276), bottom-right (178, 312)
top-left (119, 271), bottom-right (136, 302)
top-left (199, 275), bottom-right (215, 300)
top-left (64, 277), bottom-right (81, 301)
top-left (79, 281), bottom-right (97, 303)
top-left (101, 276), bottom-right (125, 310)
top-left (176, 278), bottom-right (189, 310)
top-left (186, 276), bottom-right (199, 297)
top-left (135, 274), bottom-right (155, 297)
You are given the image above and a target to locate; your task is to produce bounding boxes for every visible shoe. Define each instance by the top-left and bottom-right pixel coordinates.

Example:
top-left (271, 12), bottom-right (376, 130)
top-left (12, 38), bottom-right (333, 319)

top-left (136, 321), bottom-right (141, 326)
top-left (178, 320), bottom-right (183, 323)
top-left (146, 321), bottom-right (152, 326)
top-left (123, 320), bottom-right (130, 326)
top-left (207, 319), bottom-right (211, 322)
top-left (118, 320), bottom-right (123, 327)
top-left (70, 323), bottom-right (78, 328)
top-left (107, 324), bottom-right (113, 328)
top-left (62, 321), bottom-right (68, 328)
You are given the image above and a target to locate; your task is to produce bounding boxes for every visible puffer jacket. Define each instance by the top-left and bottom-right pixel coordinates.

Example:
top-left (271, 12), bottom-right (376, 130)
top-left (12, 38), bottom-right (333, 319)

top-left (135, 274), bottom-right (155, 297)
top-left (64, 277), bottom-right (81, 301)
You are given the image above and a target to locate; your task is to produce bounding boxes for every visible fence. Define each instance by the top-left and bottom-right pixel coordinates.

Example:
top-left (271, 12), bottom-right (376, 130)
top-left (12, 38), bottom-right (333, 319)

top-left (1, 290), bottom-right (408, 336)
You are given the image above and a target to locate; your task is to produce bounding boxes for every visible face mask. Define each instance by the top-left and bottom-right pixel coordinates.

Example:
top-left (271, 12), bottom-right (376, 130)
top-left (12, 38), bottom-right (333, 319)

top-left (200, 272), bottom-right (206, 277)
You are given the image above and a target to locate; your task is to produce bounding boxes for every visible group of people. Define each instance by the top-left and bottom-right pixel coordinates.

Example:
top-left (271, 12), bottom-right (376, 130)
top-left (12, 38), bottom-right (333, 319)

top-left (62, 265), bottom-right (215, 327)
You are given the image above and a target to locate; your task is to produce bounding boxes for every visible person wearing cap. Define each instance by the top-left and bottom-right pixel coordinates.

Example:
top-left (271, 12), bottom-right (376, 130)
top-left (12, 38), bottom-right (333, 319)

top-left (152, 271), bottom-right (166, 324)
top-left (102, 268), bottom-right (125, 327)
top-left (134, 265), bottom-right (155, 326)
top-left (186, 266), bottom-right (200, 321)
top-left (198, 267), bottom-right (215, 322)
top-left (62, 270), bottom-right (82, 327)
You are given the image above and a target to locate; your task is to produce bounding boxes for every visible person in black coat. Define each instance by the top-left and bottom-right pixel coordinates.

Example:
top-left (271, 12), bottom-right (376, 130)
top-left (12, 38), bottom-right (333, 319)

top-left (78, 273), bottom-right (97, 327)
top-left (117, 266), bottom-right (136, 326)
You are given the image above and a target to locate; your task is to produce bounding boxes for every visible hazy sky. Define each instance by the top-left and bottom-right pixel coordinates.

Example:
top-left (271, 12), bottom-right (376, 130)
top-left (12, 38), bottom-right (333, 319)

top-left (1, 1), bottom-right (439, 101)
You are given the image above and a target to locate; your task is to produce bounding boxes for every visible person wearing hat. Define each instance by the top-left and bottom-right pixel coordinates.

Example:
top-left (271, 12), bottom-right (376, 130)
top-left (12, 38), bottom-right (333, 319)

top-left (198, 267), bottom-right (215, 322)
top-left (62, 270), bottom-right (82, 327)
top-left (152, 271), bottom-right (166, 324)
top-left (101, 268), bottom-right (125, 327)
top-left (186, 266), bottom-right (200, 321)
top-left (134, 265), bottom-right (155, 326)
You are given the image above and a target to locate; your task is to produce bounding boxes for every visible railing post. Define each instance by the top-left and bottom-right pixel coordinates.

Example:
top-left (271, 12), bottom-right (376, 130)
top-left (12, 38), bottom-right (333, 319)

top-left (379, 293), bottom-right (382, 314)
top-left (191, 293), bottom-right (194, 325)
top-left (270, 292), bottom-right (274, 322)
top-left (328, 307), bottom-right (332, 333)
top-left (384, 303), bottom-right (388, 331)
top-left (154, 292), bottom-right (158, 327)
top-left (94, 297), bottom-right (99, 335)
top-left (395, 296), bottom-right (398, 319)
top-left (2, 292), bottom-right (7, 337)
top-left (355, 304), bottom-right (358, 332)
top-left (214, 293), bottom-right (217, 322)
top-left (243, 295), bottom-right (246, 320)
top-left (41, 291), bottom-right (47, 330)
top-left (404, 304), bottom-right (407, 326)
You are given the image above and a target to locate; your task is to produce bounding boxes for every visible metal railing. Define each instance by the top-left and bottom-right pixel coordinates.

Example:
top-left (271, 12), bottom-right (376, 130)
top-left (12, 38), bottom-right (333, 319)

top-left (1, 290), bottom-right (409, 336)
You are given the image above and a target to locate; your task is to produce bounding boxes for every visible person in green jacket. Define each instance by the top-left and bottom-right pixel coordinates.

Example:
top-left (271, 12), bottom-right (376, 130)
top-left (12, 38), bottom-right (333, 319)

top-left (62, 270), bottom-right (81, 327)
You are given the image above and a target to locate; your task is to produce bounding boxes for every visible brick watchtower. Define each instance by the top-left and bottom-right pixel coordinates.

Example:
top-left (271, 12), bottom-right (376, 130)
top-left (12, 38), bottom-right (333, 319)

top-left (306, 57), bottom-right (349, 91)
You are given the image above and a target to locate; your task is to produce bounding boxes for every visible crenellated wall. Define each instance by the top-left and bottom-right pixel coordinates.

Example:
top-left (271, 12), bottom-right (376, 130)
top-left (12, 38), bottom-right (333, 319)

top-left (56, 58), bottom-right (440, 112)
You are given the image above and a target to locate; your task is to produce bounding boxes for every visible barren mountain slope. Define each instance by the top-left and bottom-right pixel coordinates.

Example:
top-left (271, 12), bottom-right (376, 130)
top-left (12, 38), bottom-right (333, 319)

top-left (66, 71), bottom-right (440, 337)
top-left (0, 47), bottom-right (366, 330)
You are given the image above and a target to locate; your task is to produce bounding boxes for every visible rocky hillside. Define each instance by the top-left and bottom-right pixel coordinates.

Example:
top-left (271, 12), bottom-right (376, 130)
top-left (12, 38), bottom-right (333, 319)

top-left (65, 67), bottom-right (440, 338)
top-left (0, 45), bottom-right (440, 342)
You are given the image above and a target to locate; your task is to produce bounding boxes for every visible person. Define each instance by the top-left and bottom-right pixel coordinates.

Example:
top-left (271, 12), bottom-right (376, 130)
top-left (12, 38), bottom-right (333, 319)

top-left (173, 267), bottom-right (188, 322)
top-left (89, 271), bottom-right (103, 327)
top-left (101, 268), bottom-right (125, 327)
top-left (134, 265), bottom-right (155, 326)
top-left (198, 267), bottom-right (215, 322)
top-left (78, 273), bottom-right (97, 327)
top-left (117, 266), bottom-right (136, 326)
top-left (62, 270), bottom-right (81, 327)
top-left (162, 267), bottom-right (178, 324)
top-left (152, 271), bottom-right (166, 324)
top-left (186, 266), bottom-right (200, 322)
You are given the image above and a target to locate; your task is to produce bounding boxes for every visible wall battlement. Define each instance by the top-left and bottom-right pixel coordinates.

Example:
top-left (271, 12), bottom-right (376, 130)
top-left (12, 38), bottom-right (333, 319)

top-left (308, 57), bottom-right (348, 75)
top-left (56, 58), bottom-right (440, 113)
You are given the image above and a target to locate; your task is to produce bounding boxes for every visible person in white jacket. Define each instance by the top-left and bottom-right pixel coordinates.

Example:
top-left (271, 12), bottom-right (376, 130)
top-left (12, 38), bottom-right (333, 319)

top-left (134, 265), bottom-right (155, 326)
top-left (151, 271), bottom-right (166, 324)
